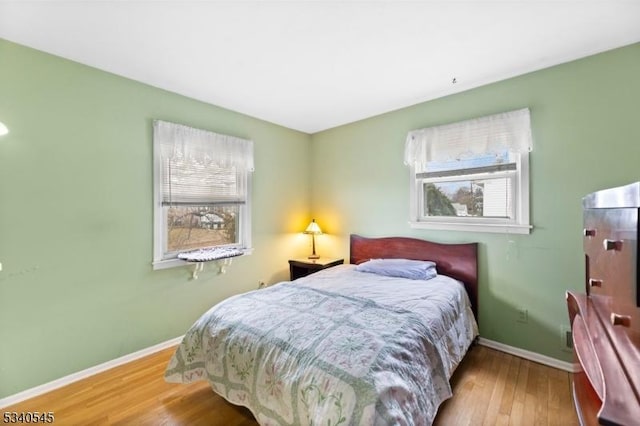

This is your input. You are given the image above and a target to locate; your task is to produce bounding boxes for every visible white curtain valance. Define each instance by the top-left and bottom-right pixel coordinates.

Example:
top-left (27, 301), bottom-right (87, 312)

top-left (155, 120), bottom-right (254, 172)
top-left (154, 120), bottom-right (254, 206)
top-left (404, 108), bottom-right (532, 167)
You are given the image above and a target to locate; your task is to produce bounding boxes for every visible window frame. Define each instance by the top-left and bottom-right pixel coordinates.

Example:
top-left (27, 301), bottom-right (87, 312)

top-left (409, 152), bottom-right (531, 234)
top-left (151, 123), bottom-right (253, 270)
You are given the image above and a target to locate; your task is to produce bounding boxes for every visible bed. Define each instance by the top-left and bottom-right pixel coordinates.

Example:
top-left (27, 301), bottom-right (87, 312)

top-left (165, 234), bottom-right (479, 425)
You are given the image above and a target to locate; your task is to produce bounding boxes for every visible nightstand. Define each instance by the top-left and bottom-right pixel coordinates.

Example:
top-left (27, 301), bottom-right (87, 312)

top-left (288, 258), bottom-right (344, 281)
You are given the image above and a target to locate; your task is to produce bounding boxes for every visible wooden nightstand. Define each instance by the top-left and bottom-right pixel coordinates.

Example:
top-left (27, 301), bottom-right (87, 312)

top-left (288, 258), bottom-right (344, 281)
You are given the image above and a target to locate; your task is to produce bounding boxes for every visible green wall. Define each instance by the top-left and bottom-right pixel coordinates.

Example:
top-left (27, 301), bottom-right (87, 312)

top-left (310, 43), bottom-right (640, 363)
top-left (0, 39), bottom-right (312, 398)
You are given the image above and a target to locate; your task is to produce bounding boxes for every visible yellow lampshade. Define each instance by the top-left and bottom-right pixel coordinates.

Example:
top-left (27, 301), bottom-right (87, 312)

top-left (304, 219), bottom-right (322, 235)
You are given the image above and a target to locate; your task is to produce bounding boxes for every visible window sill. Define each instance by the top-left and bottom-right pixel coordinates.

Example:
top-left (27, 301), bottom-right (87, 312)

top-left (152, 247), bottom-right (254, 271)
top-left (409, 221), bottom-right (532, 234)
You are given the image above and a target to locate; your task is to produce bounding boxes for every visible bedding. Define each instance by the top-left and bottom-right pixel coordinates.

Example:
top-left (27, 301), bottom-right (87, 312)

top-left (165, 264), bottom-right (478, 425)
top-left (354, 258), bottom-right (437, 280)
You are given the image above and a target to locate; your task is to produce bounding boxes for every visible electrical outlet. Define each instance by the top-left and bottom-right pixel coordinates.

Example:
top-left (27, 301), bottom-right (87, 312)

top-left (561, 325), bottom-right (574, 351)
top-left (516, 308), bottom-right (528, 324)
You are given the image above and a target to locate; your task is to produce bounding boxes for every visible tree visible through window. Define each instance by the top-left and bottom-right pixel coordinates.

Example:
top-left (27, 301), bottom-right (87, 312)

top-left (167, 206), bottom-right (238, 252)
top-left (424, 181), bottom-right (488, 217)
top-left (424, 183), bottom-right (456, 216)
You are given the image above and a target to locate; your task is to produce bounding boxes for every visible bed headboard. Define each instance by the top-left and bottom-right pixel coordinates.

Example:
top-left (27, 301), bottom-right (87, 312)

top-left (350, 234), bottom-right (479, 321)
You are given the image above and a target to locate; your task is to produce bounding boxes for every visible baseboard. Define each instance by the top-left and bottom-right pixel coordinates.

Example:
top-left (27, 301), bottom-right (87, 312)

top-left (478, 337), bottom-right (579, 373)
top-left (0, 335), bottom-right (184, 409)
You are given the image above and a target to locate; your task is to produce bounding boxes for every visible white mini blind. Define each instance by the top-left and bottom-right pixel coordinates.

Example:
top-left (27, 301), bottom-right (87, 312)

top-left (404, 108), bottom-right (533, 170)
top-left (154, 120), bottom-right (254, 206)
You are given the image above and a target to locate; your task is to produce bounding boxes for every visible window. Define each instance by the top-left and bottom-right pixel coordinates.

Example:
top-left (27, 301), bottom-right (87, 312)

top-left (405, 108), bottom-right (532, 234)
top-left (153, 120), bottom-right (253, 269)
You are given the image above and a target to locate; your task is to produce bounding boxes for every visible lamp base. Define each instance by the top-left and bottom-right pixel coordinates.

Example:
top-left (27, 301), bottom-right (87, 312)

top-left (308, 254), bottom-right (320, 260)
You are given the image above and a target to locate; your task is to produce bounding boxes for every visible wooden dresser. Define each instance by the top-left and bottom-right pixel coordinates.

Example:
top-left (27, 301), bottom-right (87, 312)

top-left (567, 182), bottom-right (640, 425)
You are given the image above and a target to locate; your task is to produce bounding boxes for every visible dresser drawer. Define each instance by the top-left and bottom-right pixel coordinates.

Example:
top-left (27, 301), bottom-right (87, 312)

top-left (584, 208), bottom-right (638, 305)
top-left (591, 294), bottom-right (640, 345)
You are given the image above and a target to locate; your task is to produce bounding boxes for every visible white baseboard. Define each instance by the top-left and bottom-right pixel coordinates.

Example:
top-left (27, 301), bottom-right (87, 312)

top-left (478, 337), bottom-right (579, 373)
top-left (0, 335), bottom-right (184, 409)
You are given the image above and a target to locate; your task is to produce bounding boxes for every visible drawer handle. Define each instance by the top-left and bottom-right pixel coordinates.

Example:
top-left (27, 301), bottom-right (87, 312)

top-left (603, 239), bottom-right (623, 251)
top-left (589, 278), bottom-right (603, 288)
top-left (611, 313), bottom-right (632, 327)
top-left (583, 228), bottom-right (596, 237)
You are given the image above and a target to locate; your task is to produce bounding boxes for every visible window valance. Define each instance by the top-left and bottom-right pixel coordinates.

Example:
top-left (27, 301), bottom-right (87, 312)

top-left (404, 108), bottom-right (533, 168)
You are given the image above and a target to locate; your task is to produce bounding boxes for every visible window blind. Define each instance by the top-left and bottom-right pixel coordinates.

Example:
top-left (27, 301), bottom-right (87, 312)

top-left (154, 120), bottom-right (254, 206)
top-left (416, 162), bottom-right (517, 179)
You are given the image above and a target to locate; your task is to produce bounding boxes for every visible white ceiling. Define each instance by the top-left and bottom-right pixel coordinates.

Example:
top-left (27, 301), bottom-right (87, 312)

top-left (1, 1), bottom-right (639, 133)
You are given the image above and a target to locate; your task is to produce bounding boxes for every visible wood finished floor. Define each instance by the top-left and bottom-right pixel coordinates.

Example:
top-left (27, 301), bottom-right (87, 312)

top-left (3, 344), bottom-right (578, 425)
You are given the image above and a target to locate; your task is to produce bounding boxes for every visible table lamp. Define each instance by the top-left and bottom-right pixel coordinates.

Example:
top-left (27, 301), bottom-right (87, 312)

top-left (303, 219), bottom-right (322, 259)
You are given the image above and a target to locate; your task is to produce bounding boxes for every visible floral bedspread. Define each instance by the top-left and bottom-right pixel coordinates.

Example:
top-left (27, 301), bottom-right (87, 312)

top-left (165, 266), bottom-right (477, 425)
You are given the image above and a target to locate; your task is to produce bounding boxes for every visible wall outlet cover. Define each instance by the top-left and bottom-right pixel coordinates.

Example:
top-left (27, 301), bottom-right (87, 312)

top-left (516, 308), bottom-right (528, 323)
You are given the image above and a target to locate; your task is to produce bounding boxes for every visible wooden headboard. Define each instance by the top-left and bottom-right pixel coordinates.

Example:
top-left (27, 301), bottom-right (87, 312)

top-left (350, 234), bottom-right (479, 321)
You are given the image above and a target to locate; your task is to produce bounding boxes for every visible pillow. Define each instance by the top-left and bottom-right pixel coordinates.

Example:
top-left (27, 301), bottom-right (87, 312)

top-left (355, 258), bottom-right (437, 280)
